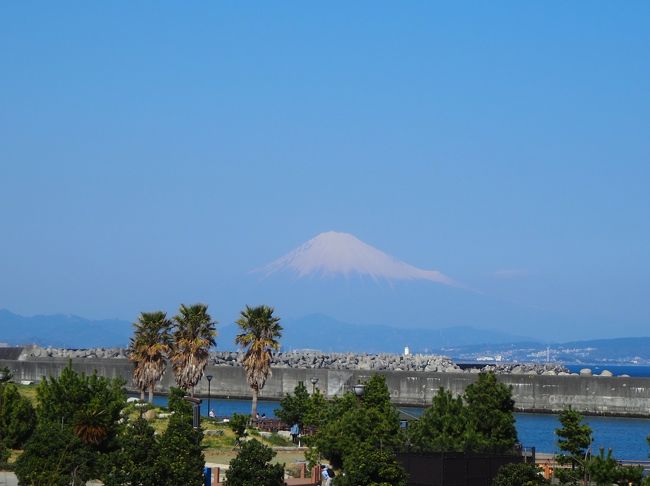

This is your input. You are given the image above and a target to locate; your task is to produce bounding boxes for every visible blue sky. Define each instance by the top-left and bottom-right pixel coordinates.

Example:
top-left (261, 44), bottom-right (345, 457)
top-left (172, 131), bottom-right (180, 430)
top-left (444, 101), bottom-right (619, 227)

top-left (1, 2), bottom-right (648, 339)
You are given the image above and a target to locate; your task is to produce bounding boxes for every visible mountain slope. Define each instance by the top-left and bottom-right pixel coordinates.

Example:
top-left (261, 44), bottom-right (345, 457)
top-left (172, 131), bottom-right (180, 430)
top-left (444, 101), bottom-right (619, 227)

top-left (259, 231), bottom-right (457, 286)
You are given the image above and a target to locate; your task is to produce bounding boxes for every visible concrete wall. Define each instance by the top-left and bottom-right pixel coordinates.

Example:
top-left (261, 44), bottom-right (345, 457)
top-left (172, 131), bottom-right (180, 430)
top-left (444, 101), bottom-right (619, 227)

top-left (3, 358), bottom-right (650, 416)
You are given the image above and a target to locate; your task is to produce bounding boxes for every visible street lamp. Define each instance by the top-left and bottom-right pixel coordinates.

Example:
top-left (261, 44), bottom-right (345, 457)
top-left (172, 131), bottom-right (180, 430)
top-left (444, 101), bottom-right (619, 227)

top-left (353, 383), bottom-right (365, 398)
top-left (206, 375), bottom-right (213, 418)
top-left (310, 377), bottom-right (319, 394)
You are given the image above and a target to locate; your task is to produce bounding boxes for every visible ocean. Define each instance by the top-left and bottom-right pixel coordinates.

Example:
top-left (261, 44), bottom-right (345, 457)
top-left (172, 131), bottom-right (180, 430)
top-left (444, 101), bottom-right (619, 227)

top-left (565, 364), bottom-right (650, 377)
top-left (148, 394), bottom-right (650, 460)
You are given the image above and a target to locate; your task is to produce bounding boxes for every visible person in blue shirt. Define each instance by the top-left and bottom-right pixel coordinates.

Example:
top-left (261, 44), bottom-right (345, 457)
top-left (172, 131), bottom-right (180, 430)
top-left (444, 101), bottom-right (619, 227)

top-left (290, 423), bottom-right (300, 444)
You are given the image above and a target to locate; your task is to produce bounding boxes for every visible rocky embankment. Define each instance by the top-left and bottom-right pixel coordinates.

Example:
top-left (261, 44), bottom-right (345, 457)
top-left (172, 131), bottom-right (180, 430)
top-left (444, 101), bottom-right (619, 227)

top-left (15, 345), bottom-right (581, 375)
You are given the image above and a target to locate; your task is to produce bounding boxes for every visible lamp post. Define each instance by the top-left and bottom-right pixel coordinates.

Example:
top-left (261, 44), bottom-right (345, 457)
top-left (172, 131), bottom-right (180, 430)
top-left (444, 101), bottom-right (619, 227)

top-left (310, 377), bottom-right (319, 394)
top-left (353, 383), bottom-right (365, 399)
top-left (206, 375), bottom-right (213, 417)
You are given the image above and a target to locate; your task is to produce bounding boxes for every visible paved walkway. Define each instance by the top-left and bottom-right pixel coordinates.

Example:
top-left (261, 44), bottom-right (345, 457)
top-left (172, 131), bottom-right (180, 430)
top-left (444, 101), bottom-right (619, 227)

top-left (0, 471), bottom-right (17, 486)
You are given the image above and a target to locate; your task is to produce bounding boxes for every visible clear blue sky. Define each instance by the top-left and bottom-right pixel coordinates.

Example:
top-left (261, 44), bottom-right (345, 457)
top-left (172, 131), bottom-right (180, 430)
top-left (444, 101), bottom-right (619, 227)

top-left (1, 2), bottom-right (648, 339)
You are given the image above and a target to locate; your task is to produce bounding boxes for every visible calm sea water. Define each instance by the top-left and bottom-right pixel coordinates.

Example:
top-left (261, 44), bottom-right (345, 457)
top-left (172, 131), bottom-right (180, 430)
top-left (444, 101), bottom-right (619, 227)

top-left (146, 395), bottom-right (650, 460)
top-left (565, 364), bottom-right (650, 377)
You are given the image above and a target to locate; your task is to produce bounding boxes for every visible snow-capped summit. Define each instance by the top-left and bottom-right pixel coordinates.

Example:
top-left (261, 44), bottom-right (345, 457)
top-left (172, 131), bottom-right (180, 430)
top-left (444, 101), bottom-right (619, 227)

top-left (258, 231), bottom-right (457, 286)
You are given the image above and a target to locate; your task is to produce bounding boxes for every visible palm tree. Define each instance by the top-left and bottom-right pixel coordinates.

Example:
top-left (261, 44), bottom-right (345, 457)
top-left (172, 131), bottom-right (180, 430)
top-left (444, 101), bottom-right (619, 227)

top-left (128, 311), bottom-right (172, 402)
top-left (73, 406), bottom-right (109, 445)
top-left (235, 305), bottom-right (283, 419)
top-left (170, 303), bottom-right (217, 395)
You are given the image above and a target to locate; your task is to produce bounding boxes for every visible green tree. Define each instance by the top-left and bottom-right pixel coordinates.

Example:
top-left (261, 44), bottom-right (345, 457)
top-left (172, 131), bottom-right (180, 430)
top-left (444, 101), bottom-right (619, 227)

top-left (155, 389), bottom-right (205, 486)
top-left (229, 413), bottom-right (250, 445)
top-left (170, 303), bottom-right (217, 395)
top-left (492, 462), bottom-right (548, 486)
top-left (408, 388), bottom-right (467, 452)
top-left (14, 421), bottom-right (95, 486)
top-left (335, 445), bottom-right (408, 486)
top-left (463, 372), bottom-right (518, 453)
top-left (0, 366), bottom-right (12, 382)
top-left (128, 310), bottom-right (172, 402)
top-left (303, 387), bottom-right (329, 429)
top-left (555, 407), bottom-right (592, 485)
top-left (0, 438), bottom-right (9, 467)
top-left (0, 382), bottom-right (36, 448)
top-left (14, 364), bottom-right (126, 484)
top-left (586, 448), bottom-right (643, 486)
top-left (100, 417), bottom-right (161, 486)
top-left (275, 382), bottom-right (311, 427)
top-left (36, 364), bottom-right (126, 444)
top-left (235, 305), bottom-right (283, 419)
top-left (309, 375), bottom-right (405, 479)
top-left (225, 438), bottom-right (285, 486)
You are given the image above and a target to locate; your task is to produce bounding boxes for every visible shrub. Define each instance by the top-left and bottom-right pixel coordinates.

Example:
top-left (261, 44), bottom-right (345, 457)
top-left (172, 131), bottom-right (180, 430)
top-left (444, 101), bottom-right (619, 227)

top-left (225, 438), bottom-right (284, 486)
top-left (492, 462), bottom-right (547, 486)
top-left (0, 382), bottom-right (36, 448)
top-left (229, 413), bottom-right (249, 445)
top-left (14, 422), bottom-right (95, 486)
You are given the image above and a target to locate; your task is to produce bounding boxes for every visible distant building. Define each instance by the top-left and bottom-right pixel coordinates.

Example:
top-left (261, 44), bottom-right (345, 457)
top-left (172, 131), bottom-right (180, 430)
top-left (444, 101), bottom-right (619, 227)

top-left (404, 346), bottom-right (410, 356)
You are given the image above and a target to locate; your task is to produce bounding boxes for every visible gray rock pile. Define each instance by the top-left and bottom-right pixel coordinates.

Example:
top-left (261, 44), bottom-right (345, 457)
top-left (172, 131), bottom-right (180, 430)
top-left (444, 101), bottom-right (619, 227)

top-left (20, 345), bottom-right (128, 360)
top-left (268, 352), bottom-right (461, 372)
top-left (479, 363), bottom-right (570, 375)
top-left (19, 346), bottom-right (578, 376)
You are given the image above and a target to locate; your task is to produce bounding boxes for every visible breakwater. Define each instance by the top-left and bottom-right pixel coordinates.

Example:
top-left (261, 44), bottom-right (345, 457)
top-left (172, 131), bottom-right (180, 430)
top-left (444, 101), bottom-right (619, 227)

top-left (2, 350), bottom-right (650, 416)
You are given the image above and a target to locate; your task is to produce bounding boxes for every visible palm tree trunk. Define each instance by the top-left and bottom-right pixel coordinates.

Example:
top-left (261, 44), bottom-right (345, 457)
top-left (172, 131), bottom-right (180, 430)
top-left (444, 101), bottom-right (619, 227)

top-left (140, 389), bottom-right (145, 401)
top-left (251, 386), bottom-right (258, 420)
top-left (148, 385), bottom-right (154, 403)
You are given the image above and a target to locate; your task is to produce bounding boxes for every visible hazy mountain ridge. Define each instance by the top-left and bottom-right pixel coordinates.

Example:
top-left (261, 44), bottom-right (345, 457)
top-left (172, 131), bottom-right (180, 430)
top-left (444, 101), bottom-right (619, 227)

top-left (1, 309), bottom-right (649, 364)
top-left (0, 309), bottom-right (132, 348)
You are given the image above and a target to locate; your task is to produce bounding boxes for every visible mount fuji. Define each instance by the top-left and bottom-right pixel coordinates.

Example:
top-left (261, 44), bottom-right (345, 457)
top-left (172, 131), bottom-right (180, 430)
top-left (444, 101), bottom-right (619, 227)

top-left (258, 231), bottom-right (458, 287)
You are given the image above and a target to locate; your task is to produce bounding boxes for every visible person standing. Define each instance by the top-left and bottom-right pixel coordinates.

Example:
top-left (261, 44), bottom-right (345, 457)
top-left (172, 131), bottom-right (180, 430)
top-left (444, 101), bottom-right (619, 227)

top-left (320, 465), bottom-right (331, 486)
top-left (290, 423), bottom-right (300, 445)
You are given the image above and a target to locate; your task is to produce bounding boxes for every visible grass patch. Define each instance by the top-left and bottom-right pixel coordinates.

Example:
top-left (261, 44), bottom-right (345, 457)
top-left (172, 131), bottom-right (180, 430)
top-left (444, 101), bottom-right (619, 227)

top-left (265, 433), bottom-right (293, 447)
top-left (14, 383), bottom-right (38, 404)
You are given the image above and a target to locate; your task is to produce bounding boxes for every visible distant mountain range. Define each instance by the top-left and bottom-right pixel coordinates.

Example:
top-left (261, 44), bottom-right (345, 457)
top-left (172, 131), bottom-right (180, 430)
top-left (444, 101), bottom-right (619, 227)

top-left (0, 309), bottom-right (133, 348)
top-left (2, 309), bottom-right (650, 364)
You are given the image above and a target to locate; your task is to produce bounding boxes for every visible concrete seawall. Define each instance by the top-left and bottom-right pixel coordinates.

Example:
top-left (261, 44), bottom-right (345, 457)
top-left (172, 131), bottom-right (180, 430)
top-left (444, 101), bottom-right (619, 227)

top-left (3, 357), bottom-right (649, 417)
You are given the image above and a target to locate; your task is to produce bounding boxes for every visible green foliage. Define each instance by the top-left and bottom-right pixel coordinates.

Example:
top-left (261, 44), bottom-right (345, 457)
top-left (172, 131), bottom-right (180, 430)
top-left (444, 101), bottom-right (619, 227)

top-left (0, 382), bottom-right (36, 447)
top-left (408, 388), bottom-right (467, 452)
top-left (14, 421), bottom-right (95, 486)
top-left (275, 381), bottom-right (311, 427)
top-left (155, 410), bottom-right (205, 486)
top-left (37, 364), bottom-right (126, 445)
top-left (0, 438), bottom-right (9, 466)
top-left (409, 373), bottom-right (518, 454)
top-left (463, 372), bottom-right (517, 453)
top-left (554, 407), bottom-right (593, 485)
top-left (100, 417), bottom-right (161, 486)
top-left (303, 388), bottom-right (329, 428)
top-left (586, 448), bottom-right (643, 486)
top-left (14, 364), bottom-right (127, 484)
top-left (492, 462), bottom-right (547, 486)
top-left (0, 366), bottom-right (12, 382)
top-left (229, 413), bottom-right (250, 444)
top-left (266, 432), bottom-right (292, 447)
top-left (168, 386), bottom-right (193, 415)
top-left (335, 445), bottom-right (408, 486)
top-left (225, 438), bottom-right (285, 486)
top-left (556, 407), bottom-right (592, 457)
top-left (309, 374), bottom-right (405, 480)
